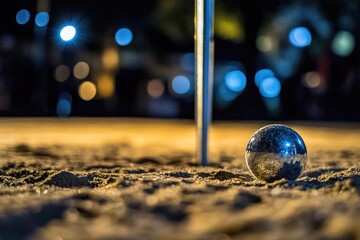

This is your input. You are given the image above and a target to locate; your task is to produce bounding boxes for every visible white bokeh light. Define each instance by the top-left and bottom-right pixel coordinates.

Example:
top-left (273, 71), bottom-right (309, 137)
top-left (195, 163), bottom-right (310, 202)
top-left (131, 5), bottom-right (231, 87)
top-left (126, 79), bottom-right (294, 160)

top-left (60, 25), bottom-right (76, 41)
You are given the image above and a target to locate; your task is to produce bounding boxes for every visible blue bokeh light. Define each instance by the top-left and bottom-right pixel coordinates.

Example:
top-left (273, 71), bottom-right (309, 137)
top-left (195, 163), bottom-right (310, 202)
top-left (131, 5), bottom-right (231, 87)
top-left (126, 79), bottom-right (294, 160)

top-left (16, 9), bottom-right (30, 25)
top-left (275, 60), bottom-right (295, 79)
top-left (218, 83), bottom-right (239, 102)
top-left (171, 75), bottom-right (190, 95)
top-left (56, 100), bottom-right (71, 117)
top-left (35, 12), bottom-right (50, 27)
top-left (289, 27), bottom-right (312, 47)
top-left (60, 25), bottom-right (76, 41)
top-left (56, 92), bottom-right (72, 117)
top-left (255, 69), bottom-right (275, 87)
top-left (115, 28), bottom-right (133, 46)
top-left (224, 70), bottom-right (246, 92)
top-left (180, 53), bottom-right (195, 71)
top-left (259, 77), bottom-right (281, 98)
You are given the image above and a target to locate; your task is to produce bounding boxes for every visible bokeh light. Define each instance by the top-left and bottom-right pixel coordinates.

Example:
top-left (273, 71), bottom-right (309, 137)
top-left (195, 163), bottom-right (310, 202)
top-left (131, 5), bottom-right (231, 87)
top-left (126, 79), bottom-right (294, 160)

top-left (115, 28), bottom-right (133, 46)
top-left (55, 65), bottom-right (71, 82)
top-left (56, 92), bottom-right (72, 118)
top-left (73, 61), bottom-right (90, 80)
top-left (263, 97), bottom-right (281, 115)
top-left (147, 79), bottom-right (165, 98)
top-left (79, 81), bottom-right (96, 101)
top-left (259, 77), bottom-right (281, 98)
top-left (97, 74), bottom-right (115, 98)
top-left (331, 31), bottom-right (355, 57)
top-left (275, 59), bottom-right (295, 79)
top-left (3, 1), bottom-right (360, 121)
top-left (215, 12), bottom-right (244, 43)
top-left (302, 71), bottom-right (321, 89)
top-left (171, 75), bottom-right (190, 95)
top-left (16, 9), bottom-right (30, 25)
top-left (56, 99), bottom-right (71, 117)
top-left (218, 83), bottom-right (239, 102)
top-left (35, 12), bottom-right (50, 27)
top-left (102, 48), bottom-right (120, 70)
top-left (60, 25), bottom-right (76, 41)
top-left (256, 36), bottom-right (276, 53)
top-left (255, 69), bottom-right (275, 87)
top-left (224, 70), bottom-right (246, 93)
top-left (180, 53), bottom-right (195, 72)
top-left (289, 27), bottom-right (312, 47)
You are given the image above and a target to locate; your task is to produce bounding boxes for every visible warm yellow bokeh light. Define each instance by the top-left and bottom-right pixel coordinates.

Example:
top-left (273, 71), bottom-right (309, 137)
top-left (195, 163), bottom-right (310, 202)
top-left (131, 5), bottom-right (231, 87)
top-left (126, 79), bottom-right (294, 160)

top-left (97, 74), bottom-right (115, 98)
top-left (55, 65), bottom-right (70, 82)
top-left (102, 48), bottom-right (119, 70)
top-left (74, 61), bottom-right (90, 80)
top-left (215, 12), bottom-right (244, 43)
top-left (79, 81), bottom-right (97, 101)
top-left (147, 79), bottom-right (164, 98)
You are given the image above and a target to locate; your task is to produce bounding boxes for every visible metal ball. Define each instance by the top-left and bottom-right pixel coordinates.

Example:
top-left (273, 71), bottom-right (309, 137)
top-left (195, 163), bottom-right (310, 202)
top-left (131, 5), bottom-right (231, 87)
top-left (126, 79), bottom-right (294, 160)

top-left (245, 124), bottom-right (307, 183)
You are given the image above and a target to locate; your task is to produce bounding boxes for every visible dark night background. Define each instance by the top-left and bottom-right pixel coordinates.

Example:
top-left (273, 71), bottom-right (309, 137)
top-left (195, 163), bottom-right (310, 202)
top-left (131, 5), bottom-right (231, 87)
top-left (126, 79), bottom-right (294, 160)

top-left (0, 0), bottom-right (359, 121)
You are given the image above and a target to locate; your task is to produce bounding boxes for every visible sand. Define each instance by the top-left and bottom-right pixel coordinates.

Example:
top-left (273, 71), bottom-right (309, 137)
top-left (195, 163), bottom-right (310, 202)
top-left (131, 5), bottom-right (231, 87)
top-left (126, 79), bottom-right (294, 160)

top-left (0, 118), bottom-right (359, 240)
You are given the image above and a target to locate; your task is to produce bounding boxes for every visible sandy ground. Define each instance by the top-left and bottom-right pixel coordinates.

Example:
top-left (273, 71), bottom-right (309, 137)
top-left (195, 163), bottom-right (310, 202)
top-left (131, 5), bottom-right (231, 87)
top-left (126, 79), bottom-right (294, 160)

top-left (0, 118), bottom-right (359, 240)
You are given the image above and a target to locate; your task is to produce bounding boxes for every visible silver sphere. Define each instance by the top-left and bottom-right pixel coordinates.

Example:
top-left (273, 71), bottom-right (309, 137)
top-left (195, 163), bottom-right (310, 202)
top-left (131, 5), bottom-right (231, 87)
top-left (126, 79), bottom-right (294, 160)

top-left (245, 124), bottom-right (307, 183)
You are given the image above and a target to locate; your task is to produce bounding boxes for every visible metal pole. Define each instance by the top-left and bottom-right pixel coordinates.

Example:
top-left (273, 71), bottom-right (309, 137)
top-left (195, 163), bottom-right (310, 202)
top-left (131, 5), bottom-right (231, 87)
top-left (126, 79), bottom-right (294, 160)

top-left (195, 0), bottom-right (214, 166)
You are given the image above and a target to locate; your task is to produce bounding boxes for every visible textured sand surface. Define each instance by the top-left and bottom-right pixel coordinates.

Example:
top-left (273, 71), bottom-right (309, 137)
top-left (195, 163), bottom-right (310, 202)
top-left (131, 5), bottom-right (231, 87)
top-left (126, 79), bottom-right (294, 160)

top-left (0, 118), bottom-right (359, 240)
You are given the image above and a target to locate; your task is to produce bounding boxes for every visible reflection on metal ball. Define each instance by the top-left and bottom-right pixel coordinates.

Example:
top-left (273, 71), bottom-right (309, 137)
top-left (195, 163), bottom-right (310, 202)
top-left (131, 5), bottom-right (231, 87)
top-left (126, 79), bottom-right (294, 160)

top-left (245, 124), bottom-right (307, 183)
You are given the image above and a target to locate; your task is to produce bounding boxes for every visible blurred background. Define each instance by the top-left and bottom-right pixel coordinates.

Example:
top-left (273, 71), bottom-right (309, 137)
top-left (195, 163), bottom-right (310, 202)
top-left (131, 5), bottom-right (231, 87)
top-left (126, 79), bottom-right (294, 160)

top-left (0, 0), bottom-right (359, 121)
